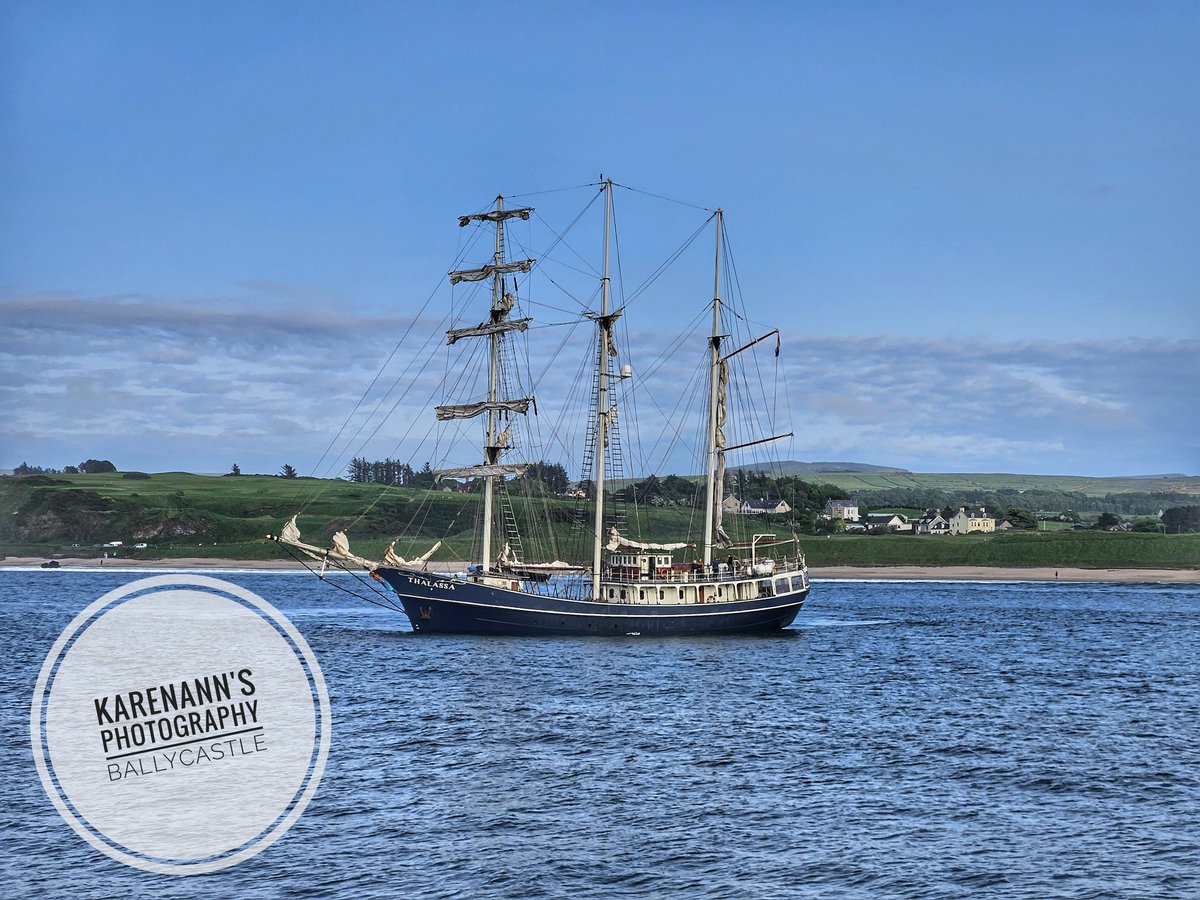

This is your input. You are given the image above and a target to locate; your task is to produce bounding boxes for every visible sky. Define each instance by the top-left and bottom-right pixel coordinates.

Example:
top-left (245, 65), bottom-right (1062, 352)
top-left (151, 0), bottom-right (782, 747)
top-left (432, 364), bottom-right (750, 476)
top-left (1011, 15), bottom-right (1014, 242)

top-left (2, 1), bottom-right (1197, 479)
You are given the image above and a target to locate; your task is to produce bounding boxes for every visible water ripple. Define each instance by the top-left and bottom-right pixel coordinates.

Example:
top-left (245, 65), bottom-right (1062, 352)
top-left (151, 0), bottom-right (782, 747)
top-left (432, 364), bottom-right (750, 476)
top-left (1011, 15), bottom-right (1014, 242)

top-left (1, 572), bottom-right (1198, 897)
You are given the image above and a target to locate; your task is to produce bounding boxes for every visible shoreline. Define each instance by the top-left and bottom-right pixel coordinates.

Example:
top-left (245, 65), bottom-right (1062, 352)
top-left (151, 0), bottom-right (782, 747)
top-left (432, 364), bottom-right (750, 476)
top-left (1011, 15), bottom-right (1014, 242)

top-left (3, 557), bottom-right (1197, 583)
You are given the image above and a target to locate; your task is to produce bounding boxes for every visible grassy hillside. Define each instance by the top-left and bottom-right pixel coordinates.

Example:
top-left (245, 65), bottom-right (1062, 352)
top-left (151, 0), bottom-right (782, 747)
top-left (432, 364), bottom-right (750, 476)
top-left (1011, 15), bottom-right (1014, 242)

top-left (802, 532), bottom-right (1200, 569)
top-left (2, 471), bottom-right (1198, 570)
top-left (801, 471), bottom-right (1200, 496)
top-left (0, 472), bottom-right (427, 559)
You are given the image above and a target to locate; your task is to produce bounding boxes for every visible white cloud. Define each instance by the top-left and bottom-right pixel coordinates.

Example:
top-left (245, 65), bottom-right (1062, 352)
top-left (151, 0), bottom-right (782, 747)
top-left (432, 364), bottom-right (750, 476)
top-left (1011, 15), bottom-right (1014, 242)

top-left (2, 295), bottom-right (1196, 477)
top-left (768, 336), bottom-right (1197, 474)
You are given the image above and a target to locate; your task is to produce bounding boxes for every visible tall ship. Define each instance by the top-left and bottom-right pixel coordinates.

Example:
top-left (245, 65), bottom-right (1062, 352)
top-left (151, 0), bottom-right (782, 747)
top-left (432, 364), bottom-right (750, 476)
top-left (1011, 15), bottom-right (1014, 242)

top-left (274, 179), bottom-right (810, 634)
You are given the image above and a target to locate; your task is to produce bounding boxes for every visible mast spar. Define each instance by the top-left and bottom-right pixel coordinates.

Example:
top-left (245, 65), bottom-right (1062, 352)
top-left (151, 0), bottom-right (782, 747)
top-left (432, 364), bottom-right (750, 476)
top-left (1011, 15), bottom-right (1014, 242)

top-left (702, 209), bottom-right (724, 567)
top-left (591, 179), bottom-right (614, 600)
top-left (446, 198), bottom-right (536, 573)
top-left (482, 194), bottom-right (503, 572)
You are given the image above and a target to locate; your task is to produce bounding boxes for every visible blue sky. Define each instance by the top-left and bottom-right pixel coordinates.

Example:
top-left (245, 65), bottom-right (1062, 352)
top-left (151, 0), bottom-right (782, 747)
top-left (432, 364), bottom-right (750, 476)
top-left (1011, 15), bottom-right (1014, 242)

top-left (2, 1), bottom-right (1197, 478)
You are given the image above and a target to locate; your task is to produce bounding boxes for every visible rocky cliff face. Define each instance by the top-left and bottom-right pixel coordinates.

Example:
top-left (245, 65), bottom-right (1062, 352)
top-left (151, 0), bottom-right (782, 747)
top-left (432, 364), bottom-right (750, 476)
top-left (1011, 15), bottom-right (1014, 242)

top-left (0, 480), bottom-right (211, 544)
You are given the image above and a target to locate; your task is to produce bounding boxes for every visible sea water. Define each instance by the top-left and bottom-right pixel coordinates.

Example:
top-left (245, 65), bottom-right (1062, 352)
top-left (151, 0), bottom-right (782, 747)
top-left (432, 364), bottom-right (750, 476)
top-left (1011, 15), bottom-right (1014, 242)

top-left (1, 569), bottom-right (1197, 898)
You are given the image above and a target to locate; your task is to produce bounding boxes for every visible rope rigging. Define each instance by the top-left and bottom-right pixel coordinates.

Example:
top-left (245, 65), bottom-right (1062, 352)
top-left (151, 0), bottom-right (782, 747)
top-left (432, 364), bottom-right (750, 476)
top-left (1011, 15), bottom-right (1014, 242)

top-left (281, 179), bottom-right (799, 604)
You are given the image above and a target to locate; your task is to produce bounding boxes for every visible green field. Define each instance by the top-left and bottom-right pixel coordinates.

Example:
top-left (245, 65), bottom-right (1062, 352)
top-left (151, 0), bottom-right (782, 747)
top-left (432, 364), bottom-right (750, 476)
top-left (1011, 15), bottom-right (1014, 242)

top-left (0, 472), bottom-right (420, 560)
top-left (801, 471), bottom-right (1200, 496)
top-left (801, 531), bottom-right (1200, 569)
top-left (2, 471), bottom-right (1198, 570)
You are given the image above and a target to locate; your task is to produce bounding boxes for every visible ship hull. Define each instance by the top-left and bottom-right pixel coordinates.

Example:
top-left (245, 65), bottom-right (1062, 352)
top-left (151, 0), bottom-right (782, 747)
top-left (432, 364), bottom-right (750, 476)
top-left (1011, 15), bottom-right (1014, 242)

top-left (376, 567), bottom-right (807, 635)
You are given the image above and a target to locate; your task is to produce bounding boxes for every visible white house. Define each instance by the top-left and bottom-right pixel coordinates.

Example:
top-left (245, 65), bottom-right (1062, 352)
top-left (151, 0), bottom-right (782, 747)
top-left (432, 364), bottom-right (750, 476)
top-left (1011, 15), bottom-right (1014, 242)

top-left (914, 509), bottom-right (950, 535)
top-left (823, 499), bottom-right (860, 521)
top-left (739, 498), bottom-right (792, 515)
top-left (864, 513), bottom-right (912, 532)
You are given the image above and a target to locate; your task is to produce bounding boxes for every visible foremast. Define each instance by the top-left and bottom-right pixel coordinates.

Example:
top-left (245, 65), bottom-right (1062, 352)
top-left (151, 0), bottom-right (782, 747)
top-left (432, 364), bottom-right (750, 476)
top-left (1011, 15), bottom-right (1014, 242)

top-left (482, 196), bottom-right (505, 572)
top-left (444, 198), bottom-right (536, 573)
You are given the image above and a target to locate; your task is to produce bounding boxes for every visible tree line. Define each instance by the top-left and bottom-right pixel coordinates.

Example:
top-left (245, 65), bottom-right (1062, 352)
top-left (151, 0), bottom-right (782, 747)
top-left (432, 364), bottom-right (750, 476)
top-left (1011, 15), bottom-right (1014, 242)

top-left (345, 458), bottom-right (570, 494)
top-left (849, 486), bottom-right (1185, 518)
top-left (12, 459), bottom-right (116, 475)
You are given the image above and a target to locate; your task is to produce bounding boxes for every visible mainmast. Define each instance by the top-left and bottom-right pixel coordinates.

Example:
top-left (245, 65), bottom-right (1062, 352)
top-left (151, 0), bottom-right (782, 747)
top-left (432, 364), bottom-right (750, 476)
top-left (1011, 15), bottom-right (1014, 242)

top-left (702, 209), bottom-right (723, 566)
top-left (591, 179), bottom-right (614, 600)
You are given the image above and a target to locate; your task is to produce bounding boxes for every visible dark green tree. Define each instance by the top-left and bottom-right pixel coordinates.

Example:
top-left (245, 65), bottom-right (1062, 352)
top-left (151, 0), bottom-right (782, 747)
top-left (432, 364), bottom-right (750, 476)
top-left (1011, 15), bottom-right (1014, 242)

top-left (409, 462), bottom-right (436, 489)
top-left (79, 459), bottom-right (116, 474)
top-left (1162, 506), bottom-right (1200, 533)
top-left (1004, 507), bottom-right (1038, 529)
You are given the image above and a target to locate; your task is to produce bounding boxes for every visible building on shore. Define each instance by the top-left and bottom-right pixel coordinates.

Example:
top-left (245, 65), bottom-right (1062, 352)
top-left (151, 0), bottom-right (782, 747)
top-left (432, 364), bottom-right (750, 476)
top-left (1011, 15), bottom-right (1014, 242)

top-left (739, 498), bottom-right (792, 515)
top-left (949, 507), bottom-right (995, 535)
top-left (823, 499), bottom-right (860, 522)
top-left (864, 513), bottom-right (912, 532)
top-left (914, 509), bottom-right (950, 535)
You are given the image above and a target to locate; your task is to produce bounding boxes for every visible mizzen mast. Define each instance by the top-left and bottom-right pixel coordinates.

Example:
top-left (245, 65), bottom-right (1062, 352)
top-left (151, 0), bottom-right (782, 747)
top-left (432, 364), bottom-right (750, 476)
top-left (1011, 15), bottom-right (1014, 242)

top-left (702, 208), bottom-right (724, 567)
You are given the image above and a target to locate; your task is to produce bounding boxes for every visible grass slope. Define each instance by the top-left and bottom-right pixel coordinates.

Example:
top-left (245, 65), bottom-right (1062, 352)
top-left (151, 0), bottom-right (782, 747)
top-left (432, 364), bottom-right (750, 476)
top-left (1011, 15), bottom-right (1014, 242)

top-left (802, 532), bottom-right (1200, 569)
top-left (805, 471), bottom-right (1200, 496)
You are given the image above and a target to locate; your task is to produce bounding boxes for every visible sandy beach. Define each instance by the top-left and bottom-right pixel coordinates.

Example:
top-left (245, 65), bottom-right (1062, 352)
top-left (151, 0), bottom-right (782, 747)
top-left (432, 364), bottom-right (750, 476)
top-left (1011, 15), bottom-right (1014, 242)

top-left (807, 565), bottom-right (1199, 583)
top-left (4, 557), bottom-right (1197, 583)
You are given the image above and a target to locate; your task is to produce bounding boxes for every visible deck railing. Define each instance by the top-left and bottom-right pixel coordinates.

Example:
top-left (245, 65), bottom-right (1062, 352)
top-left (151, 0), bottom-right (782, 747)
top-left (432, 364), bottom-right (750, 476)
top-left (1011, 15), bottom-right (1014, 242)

top-left (603, 553), bottom-right (808, 586)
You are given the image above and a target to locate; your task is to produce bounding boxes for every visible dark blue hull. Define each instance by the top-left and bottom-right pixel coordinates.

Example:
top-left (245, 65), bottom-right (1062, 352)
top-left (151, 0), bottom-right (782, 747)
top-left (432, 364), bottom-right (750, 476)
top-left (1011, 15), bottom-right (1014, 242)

top-left (376, 567), bottom-right (807, 635)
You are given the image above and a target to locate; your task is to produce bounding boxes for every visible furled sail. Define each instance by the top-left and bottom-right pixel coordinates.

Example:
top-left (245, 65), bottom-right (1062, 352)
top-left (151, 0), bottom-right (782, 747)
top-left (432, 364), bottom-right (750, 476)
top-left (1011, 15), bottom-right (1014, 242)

top-left (435, 398), bottom-right (534, 420)
top-left (605, 526), bottom-right (690, 552)
top-left (383, 540), bottom-right (442, 568)
top-left (433, 463), bottom-right (532, 482)
top-left (589, 307), bottom-right (623, 358)
top-left (446, 318), bottom-right (532, 345)
top-left (449, 259), bottom-right (535, 285)
top-left (272, 515), bottom-right (377, 571)
top-left (458, 207), bottom-right (533, 228)
top-left (498, 542), bottom-right (587, 574)
top-left (714, 359), bottom-right (732, 548)
top-left (505, 560), bottom-right (587, 574)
